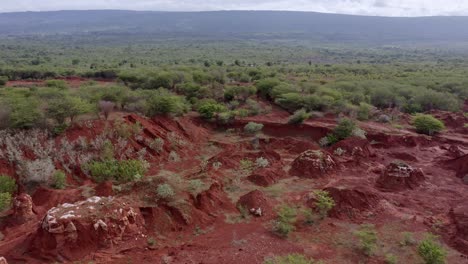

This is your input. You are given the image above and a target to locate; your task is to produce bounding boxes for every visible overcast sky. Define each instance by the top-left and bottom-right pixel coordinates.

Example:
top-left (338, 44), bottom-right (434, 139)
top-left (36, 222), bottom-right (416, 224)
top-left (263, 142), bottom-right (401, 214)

top-left (0, 0), bottom-right (467, 17)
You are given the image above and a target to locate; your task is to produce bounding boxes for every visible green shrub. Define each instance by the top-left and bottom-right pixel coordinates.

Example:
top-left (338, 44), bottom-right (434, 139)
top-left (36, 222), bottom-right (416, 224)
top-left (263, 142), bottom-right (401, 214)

top-left (85, 159), bottom-right (148, 183)
top-left (272, 205), bottom-right (297, 237)
top-left (418, 235), bottom-right (447, 264)
top-left (354, 224), bottom-right (378, 256)
top-left (0, 76), bottom-right (8, 86)
top-left (256, 78), bottom-right (280, 98)
top-left (198, 102), bottom-right (227, 119)
top-left (413, 114), bottom-right (445, 135)
top-left (188, 179), bottom-right (205, 194)
top-left (288, 109), bottom-right (311, 125)
top-left (357, 103), bottom-right (372, 121)
top-left (0, 193), bottom-right (12, 211)
top-left (244, 122), bottom-right (264, 134)
top-left (145, 90), bottom-right (188, 116)
top-left (45, 80), bottom-right (67, 89)
top-left (0, 175), bottom-right (17, 194)
top-left (333, 118), bottom-right (357, 140)
top-left (156, 183), bottom-right (175, 199)
top-left (385, 254), bottom-right (398, 264)
top-left (264, 253), bottom-right (315, 264)
top-left (313, 190), bottom-right (335, 219)
top-left (46, 96), bottom-right (92, 124)
top-left (52, 170), bottom-right (66, 189)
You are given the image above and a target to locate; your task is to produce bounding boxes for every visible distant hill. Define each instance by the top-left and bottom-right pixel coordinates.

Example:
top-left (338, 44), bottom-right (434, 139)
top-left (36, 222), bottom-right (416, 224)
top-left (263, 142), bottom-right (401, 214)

top-left (1, 10), bottom-right (468, 43)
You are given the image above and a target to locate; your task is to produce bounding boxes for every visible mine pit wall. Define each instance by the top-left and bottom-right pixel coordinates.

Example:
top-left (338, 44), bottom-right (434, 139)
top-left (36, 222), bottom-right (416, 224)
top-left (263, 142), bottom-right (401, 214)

top-left (222, 120), bottom-right (331, 141)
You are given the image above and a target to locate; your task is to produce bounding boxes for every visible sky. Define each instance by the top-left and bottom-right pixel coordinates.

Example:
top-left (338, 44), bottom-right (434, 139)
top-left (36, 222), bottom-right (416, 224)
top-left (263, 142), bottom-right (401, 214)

top-left (0, 0), bottom-right (468, 17)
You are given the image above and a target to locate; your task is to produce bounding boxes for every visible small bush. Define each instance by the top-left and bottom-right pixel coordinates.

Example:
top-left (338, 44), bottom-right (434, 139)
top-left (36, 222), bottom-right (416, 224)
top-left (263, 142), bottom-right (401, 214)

top-left (264, 253), bottom-right (315, 264)
top-left (288, 109), bottom-right (311, 125)
top-left (333, 118), bottom-right (357, 140)
top-left (198, 102), bottom-right (227, 119)
top-left (85, 159), bottom-right (148, 183)
top-left (418, 235), bottom-right (447, 264)
top-left (255, 157), bottom-right (270, 168)
top-left (385, 254), bottom-right (398, 264)
top-left (52, 170), bottom-right (66, 189)
top-left (45, 80), bottom-right (67, 89)
top-left (149, 138), bottom-right (164, 153)
top-left (0, 192), bottom-right (12, 211)
top-left (0, 175), bottom-right (17, 194)
top-left (244, 122), bottom-right (264, 134)
top-left (0, 76), bottom-right (8, 86)
top-left (354, 224), bottom-right (378, 256)
top-left (313, 190), bottom-right (335, 219)
top-left (357, 103), bottom-right (373, 121)
top-left (272, 205), bottom-right (297, 238)
top-left (413, 114), bottom-right (445, 135)
top-left (156, 183), bottom-right (175, 199)
top-left (188, 179), bottom-right (205, 194)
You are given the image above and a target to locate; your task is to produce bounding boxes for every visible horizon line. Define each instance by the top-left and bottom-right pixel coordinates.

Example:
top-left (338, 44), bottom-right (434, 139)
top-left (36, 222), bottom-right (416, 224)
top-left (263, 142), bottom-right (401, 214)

top-left (0, 9), bottom-right (467, 18)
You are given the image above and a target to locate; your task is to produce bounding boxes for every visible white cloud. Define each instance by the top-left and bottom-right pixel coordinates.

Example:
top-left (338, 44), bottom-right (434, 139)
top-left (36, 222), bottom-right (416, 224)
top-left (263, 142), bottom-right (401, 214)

top-left (0, 0), bottom-right (467, 17)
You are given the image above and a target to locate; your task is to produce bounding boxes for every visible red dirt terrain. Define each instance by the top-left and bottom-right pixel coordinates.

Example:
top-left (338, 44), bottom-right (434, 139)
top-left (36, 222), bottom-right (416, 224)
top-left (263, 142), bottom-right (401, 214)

top-left (0, 106), bottom-right (467, 263)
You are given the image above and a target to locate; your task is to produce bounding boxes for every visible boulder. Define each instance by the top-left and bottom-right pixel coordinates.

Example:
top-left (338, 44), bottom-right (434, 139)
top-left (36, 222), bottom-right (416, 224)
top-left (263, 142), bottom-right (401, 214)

top-left (376, 161), bottom-right (425, 191)
top-left (289, 150), bottom-right (335, 178)
top-left (29, 196), bottom-right (144, 261)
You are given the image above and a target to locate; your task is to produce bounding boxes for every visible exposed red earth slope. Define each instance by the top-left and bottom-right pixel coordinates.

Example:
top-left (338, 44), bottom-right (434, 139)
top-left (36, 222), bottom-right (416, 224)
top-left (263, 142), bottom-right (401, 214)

top-left (0, 106), bottom-right (467, 263)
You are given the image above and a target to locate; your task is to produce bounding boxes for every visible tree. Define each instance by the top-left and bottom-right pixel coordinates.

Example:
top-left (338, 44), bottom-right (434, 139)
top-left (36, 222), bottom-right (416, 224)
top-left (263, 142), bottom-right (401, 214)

top-left (99, 101), bottom-right (115, 120)
top-left (0, 76), bottom-right (8, 86)
top-left (47, 96), bottom-right (92, 124)
top-left (413, 114), bottom-right (445, 135)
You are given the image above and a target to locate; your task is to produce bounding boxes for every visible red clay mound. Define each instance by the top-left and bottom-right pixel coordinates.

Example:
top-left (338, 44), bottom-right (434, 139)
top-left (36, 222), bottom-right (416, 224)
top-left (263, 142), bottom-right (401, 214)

top-left (289, 150), bottom-right (335, 178)
top-left (376, 161), bottom-right (425, 191)
top-left (194, 182), bottom-right (236, 214)
top-left (237, 190), bottom-right (273, 218)
top-left (450, 204), bottom-right (468, 254)
top-left (248, 168), bottom-right (284, 187)
top-left (323, 186), bottom-right (381, 219)
top-left (12, 193), bottom-right (37, 224)
top-left (29, 196), bottom-right (145, 261)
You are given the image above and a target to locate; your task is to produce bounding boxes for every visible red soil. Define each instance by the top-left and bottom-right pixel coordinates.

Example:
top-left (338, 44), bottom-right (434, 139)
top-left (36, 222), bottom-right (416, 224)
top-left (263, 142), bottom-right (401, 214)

top-left (0, 107), bottom-right (467, 263)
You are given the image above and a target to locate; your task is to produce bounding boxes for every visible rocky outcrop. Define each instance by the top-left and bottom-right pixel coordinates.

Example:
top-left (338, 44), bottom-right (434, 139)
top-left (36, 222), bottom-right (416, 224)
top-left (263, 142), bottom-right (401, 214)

top-left (289, 150), bottom-right (335, 178)
top-left (29, 196), bottom-right (144, 261)
top-left (376, 161), bottom-right (425, 191)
